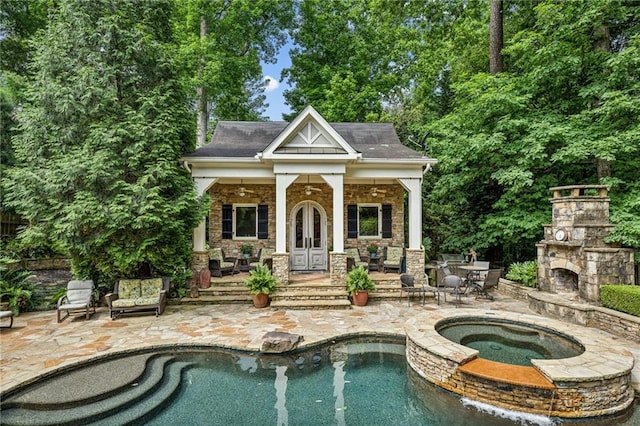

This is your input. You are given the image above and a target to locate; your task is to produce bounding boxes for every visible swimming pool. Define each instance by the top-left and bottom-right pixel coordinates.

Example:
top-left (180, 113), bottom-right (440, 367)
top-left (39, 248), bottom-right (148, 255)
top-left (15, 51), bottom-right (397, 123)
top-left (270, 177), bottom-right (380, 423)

top-left (1, 336), bottom-right (638, 425)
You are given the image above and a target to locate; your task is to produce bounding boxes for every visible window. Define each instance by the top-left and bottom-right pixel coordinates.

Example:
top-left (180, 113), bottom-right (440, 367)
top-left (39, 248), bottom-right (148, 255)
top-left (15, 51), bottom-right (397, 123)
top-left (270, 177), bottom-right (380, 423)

top-left (348, 204), bottom-right (392, 239)
top-left (235, 205), bottom-right (257, 239)
top-left (222, 204), bottom-right (269, 240)
top-left (358, 205), bottom-right (380, 237)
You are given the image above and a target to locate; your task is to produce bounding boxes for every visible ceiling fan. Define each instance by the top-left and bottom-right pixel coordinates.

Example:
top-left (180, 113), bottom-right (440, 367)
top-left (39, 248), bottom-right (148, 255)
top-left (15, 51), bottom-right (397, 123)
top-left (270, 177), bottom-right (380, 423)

top-left (237, 180), bottom-right (255, 197)
top-left (304, 176), bottom-right (322, 195)
top-left (371, 179), bottom-right (387, 197)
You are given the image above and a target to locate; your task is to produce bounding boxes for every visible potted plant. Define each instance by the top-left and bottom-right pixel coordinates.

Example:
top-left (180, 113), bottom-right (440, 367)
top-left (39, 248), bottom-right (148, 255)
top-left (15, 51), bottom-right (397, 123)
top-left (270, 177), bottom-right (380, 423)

top-left (240, 244), bottom-right (253, 258)
top-left (244, 263), bottom-right (277, 308)
top-left (346, 266), bottom-right (376, 306)
top-left (367, 243), bottom-right (379, 259)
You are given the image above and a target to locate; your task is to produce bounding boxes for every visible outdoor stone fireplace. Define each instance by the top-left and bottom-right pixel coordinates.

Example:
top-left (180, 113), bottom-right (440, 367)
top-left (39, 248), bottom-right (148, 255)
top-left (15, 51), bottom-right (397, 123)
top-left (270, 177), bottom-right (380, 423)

top-left (536, 185), bottom-right (635, 303)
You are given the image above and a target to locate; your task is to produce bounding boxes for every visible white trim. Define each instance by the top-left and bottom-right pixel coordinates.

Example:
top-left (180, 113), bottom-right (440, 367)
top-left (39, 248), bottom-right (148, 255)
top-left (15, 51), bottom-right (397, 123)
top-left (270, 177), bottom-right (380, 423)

top-left (357, 203), bottom-right (382, 238)
top-left (260, 106), bottom-right (360, 160)
top-left (232, 204), bottom-right (259, 240)
top-left (399, 178), bottom-right (422, 249)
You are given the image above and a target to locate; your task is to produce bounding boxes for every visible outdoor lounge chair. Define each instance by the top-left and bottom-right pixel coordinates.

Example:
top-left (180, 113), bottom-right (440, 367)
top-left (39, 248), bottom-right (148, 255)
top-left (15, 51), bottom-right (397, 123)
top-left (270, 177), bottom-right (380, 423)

top-left (0, 310), bottom-right (13, 328)
top-left (382, 246), bottom-right (404, 273)
top-left (208, 248), bottom-right (238, 277)
top-left (471, 269), bottom-right (502, 300)
top-left (249, 248), bottom-right (275, 271)
top-left (57, 280), bottom-right (96, 323)
top-left (346, 247), bottom-right (369, 271)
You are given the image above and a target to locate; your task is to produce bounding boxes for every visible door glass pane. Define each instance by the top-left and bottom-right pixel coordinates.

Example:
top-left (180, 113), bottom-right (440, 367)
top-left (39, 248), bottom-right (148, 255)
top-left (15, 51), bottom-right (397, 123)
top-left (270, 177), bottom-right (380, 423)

top-left (312, 207), bottom-right (321, 248)
top-left (295, 208), bottom-right (304, 248)
top-left (236, 206), bottom-right (257, 237)
top-left (358, 206), bottom-right (379, 237)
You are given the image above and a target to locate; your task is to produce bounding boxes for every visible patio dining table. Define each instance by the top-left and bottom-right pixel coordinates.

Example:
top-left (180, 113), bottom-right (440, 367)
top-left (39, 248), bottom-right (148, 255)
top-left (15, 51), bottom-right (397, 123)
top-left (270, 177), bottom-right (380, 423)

top-left (457, 264), bottom-right (490, 289)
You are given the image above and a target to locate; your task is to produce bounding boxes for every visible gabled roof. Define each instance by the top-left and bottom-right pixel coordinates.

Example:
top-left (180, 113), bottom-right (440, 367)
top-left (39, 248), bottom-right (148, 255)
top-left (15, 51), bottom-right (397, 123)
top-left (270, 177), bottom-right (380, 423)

top-left (183, 107), bottom-right (427, 161)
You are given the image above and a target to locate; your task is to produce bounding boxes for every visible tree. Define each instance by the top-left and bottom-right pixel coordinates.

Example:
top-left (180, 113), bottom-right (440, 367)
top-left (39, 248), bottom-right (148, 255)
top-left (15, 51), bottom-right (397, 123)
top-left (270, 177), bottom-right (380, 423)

top-left (282, 0), bottom-right (418, 121)
top-left (489, 0), bottom-right (504, 74)
top-left (4, 0), bottom-right (208, 285)
top-left (419, 0), bottom-right (640, 263)
top-left (173, 0), bottom-right (293, 138)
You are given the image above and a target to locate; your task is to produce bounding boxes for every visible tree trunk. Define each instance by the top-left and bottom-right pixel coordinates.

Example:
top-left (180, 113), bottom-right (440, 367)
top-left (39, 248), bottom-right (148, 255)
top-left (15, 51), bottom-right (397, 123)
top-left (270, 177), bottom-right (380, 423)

top-left (196, 16), bottom-right (209, 147)
top-left (594, 25), bottom-right (612, 180)
top-left (489, 0), bottom-right (503, 74)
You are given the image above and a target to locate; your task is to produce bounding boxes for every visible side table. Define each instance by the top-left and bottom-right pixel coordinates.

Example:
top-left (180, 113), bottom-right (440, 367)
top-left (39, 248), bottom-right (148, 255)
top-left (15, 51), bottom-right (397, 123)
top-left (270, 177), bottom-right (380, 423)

top-left (368, 256), bottom-right (380, 272)
top-left (237, 257), bottom-right (252, 272)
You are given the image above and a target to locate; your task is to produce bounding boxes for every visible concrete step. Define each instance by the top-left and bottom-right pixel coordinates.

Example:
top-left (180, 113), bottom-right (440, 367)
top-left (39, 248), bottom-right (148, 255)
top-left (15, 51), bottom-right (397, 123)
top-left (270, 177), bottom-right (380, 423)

top-left (272, 290), bottom-right (348, 301)
top-left (0, 356), bottom-right (190, 425)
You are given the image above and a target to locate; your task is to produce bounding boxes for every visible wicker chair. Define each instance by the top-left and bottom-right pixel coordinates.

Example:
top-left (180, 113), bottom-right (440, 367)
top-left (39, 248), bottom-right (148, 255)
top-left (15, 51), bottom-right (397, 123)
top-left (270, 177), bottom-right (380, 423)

top-left (208, 248), bottom-right (238, 277)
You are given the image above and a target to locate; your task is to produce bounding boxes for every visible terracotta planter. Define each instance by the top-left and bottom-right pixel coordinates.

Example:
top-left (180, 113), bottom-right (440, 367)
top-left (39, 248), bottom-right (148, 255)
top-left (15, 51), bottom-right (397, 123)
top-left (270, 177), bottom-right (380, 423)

top-left (252, 293), bottom-right (270, 308)
top-left (198, 268), bottom-right (211, 289)
top-left (351, 291), bottom-right (369, 306)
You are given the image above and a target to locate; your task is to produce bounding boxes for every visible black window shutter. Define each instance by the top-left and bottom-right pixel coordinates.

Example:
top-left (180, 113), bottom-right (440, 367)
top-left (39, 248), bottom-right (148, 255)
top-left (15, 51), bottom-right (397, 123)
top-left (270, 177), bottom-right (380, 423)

top-left (222, 204), bottom-right (233, 239)
top-left (382, 204), bottom-right (392, 238)
top-left (347, 205), bottom-right (358, 238)
top-left (257, 205), bottom-right (268, 239)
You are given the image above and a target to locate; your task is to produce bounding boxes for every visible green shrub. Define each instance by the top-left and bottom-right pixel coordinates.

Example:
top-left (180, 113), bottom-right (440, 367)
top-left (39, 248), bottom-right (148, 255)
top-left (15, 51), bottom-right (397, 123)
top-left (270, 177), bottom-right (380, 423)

top-left (600, 285), bottom-right (640, 317)
top-left (505, 261), bottom-right (538, 287)
top-left (346, 266), bottom-right (376, 295)
top-left (244, 264), bottom-right (277, 295)
top-left (0, 257), bottom-right (38, 314)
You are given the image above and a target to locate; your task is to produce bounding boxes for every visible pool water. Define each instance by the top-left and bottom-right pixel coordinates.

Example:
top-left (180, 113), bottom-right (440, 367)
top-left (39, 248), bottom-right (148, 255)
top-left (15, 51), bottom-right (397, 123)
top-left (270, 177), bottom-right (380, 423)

top-left (144, 340), bottom-right (536, 426)
top-left (437, 320), bottom-right (584, 366)
top-left (2, 338), bottom-right (637, 425)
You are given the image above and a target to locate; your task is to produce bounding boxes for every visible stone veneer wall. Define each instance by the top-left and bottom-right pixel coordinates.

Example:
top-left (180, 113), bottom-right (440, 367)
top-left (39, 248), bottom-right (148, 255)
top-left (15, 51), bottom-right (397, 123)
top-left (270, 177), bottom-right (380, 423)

top-left (496, 278), bottom-right (536, 300)
top-left (208, 182), bottom-right (406, 256)
top-left (209, 184), bottom-right (277, 257)
top-left (404, 248), bottom-right (425, 284)
top-left (537, 186), bottom-right (635, 303)
top-left (528, 291), bottom-right (640, 343)
top-left (204, 182), bottom-right (412, 282)
top-left (330, 252), bottom-right (347, 286)
top-left (406, 330), bottom-right (634, 417)
top-left (192, 251), bottom-right (208, 272)
top-left (19, 258), bottom-right (72, 310)
top-left (271, 253), bottom-right (290, 286)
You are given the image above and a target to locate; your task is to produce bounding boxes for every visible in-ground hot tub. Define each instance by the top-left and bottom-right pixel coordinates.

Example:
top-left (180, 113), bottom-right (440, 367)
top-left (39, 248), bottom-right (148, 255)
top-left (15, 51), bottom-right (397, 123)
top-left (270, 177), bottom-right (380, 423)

top-left (436, 317), bottom-right (584, 366)
top-left (405, 309), bottom-right (635, 419)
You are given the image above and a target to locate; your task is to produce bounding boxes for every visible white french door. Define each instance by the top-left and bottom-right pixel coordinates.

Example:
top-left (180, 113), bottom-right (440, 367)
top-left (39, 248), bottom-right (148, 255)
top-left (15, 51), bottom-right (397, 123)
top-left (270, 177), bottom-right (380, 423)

top-left (290, 201), bottom-right (327, 271)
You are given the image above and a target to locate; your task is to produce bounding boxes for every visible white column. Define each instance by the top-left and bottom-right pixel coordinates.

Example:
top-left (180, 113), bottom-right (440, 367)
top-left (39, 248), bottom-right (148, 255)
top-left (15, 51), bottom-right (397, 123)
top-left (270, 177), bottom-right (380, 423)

top-left (193, 220), bottom-right (207, 251)
top-left (399, 178), bottom-right (422, 249)
top-left (275, 174), bottom-right (298, 252)
top-left (322, 174), bottom-right (344, 252)
top-left (193, 177), bottom-right (217, 251)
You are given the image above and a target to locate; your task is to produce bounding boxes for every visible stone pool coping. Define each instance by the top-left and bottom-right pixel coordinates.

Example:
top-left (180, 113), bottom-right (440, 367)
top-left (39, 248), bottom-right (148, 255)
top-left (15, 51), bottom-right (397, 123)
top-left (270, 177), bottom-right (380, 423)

top-left (405, 308), bottom-right (636, 418)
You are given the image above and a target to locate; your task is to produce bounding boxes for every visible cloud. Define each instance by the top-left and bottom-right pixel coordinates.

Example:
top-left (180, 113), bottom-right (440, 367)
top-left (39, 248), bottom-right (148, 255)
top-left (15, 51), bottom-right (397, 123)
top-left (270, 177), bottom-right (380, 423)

top-left (263, 75), bottom-right (280, 92)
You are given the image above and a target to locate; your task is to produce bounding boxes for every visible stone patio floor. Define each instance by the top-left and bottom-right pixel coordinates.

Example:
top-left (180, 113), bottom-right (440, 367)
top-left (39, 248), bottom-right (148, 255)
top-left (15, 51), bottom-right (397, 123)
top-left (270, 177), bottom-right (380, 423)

top-left (1, 292), bottom-right (639, 398)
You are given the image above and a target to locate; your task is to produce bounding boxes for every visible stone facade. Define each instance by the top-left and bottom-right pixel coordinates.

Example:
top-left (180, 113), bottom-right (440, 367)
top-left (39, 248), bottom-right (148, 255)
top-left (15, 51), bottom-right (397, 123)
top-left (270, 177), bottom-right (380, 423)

top-left (329, 252), bottom-right (347, 286)
top-left (404, 248), bottom-right (425, 284)
top-left (203, 182), bottom-right (424, 284)
top-left (271, 253), bottom-right (290, 286)
top-left (537, 185), bottom-right (635, 303)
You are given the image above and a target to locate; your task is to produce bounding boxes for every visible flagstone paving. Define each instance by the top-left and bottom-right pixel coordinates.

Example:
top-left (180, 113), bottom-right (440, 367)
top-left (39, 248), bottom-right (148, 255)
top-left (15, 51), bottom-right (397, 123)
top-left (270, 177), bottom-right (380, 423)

top-left (1, 294), bottom-right (639, 398)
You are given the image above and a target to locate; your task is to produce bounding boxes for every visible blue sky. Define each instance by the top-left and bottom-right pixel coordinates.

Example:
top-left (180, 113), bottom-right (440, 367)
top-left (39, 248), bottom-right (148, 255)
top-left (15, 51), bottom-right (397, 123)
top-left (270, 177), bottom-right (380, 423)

top-left (261, 42), bottom-right (293, 121)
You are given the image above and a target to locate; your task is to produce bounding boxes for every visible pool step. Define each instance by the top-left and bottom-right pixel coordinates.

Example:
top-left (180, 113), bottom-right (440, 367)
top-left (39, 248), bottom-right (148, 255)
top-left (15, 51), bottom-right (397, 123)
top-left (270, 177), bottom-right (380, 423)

top-left (0, 356), bottom-right (195, 425)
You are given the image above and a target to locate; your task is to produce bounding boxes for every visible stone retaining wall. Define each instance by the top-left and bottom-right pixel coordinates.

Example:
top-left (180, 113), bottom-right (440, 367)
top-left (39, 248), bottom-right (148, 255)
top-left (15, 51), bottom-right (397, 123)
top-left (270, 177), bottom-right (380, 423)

top-left (496, 278), bottom-right (535, 300)
top-left (528, 291), bottom-right (640, 343)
